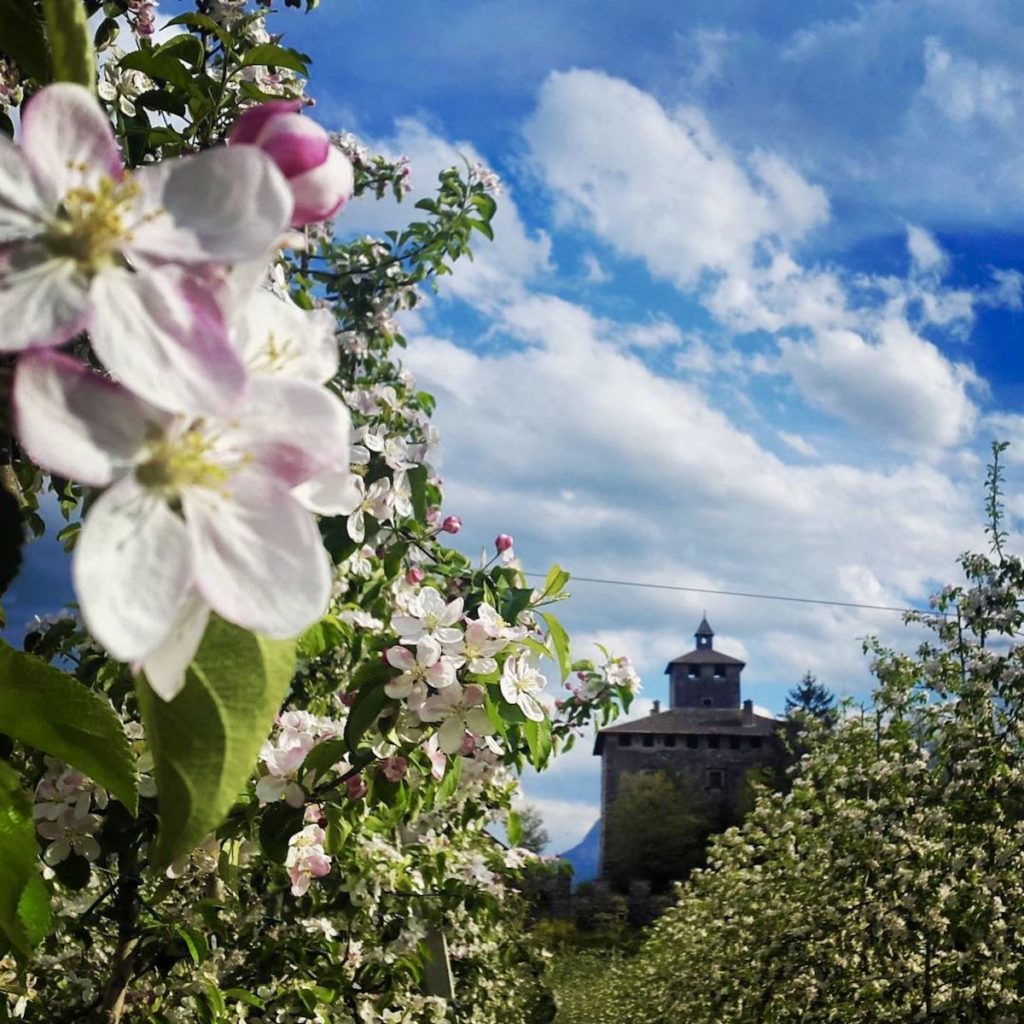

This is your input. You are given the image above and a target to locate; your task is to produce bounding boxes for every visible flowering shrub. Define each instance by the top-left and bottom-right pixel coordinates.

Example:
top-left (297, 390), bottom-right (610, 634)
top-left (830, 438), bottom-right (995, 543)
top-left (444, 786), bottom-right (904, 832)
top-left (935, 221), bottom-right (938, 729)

top-left (0, 3), bottom-right (640, 1019)
top-left (591, 445), bottom-right (1024, 1024)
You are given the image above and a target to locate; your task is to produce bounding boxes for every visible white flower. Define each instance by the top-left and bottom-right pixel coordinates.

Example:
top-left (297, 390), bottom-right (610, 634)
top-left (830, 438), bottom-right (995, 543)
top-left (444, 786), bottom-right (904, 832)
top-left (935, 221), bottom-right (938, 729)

top-left (286, 824), bottom-right (332, 897)
top-left (417, 683), bottom-right (495, 754)
top-left (392, 587), bottom-right (464, 648)
top-left (499, 654), bottom-right (548, 722)
top-left (14, 349), bottom-right (351, 699)
top-left (345, 477), bottom-right (395, 543)
top-left (447, 620), bottom-right (507, 675)
top-left (37, 805), bottom-right (102, 865)
top-left (0, 84), bottom-right (293, 413)
top-left (474, 602), bottom-right (528, 642)
top-left (384, 639), bottom-right (456, 701)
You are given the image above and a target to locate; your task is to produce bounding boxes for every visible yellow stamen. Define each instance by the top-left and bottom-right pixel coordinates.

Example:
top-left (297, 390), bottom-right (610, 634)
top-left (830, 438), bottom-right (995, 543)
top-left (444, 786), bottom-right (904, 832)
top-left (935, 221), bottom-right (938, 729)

top-left (136, 427), bottom-right (231, 498)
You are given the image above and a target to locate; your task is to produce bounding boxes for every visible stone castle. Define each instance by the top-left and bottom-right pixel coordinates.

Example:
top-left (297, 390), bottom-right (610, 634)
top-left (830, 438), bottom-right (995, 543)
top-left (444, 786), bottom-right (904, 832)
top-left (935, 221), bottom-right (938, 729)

top-left (594, 617), bottom-right (785, 878)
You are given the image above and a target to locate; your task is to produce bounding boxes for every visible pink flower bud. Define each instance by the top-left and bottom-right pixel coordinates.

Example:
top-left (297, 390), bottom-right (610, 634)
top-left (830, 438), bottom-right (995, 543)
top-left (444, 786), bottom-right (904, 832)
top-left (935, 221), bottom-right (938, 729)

top-left (495, 534), bottom-right (514, 552)
top-left (230, 101), bottom-right (355, 228)
top-left (441, 515), bottom-right (462, 535)
top-left (339, 688), bottom-right (358, 707)
top-left (405, 567), bottom-right (425, 586)
top-left (379, 756), bottom-right (408, 783)
top-left (345, 774), bottom-right (367, 800)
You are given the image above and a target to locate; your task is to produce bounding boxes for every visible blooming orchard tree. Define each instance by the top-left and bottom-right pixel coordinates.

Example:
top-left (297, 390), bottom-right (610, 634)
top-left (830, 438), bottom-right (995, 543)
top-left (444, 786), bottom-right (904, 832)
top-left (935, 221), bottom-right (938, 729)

top-left (0, 3), bottom-right (640, 1020)
top-left (589, 445), bottom-right (1024, 1024)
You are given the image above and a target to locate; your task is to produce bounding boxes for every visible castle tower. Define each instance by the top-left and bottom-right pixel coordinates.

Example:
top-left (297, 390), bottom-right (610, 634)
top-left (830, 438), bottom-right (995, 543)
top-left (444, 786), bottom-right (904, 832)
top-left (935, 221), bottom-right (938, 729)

top-left (665, 616), bottom-right (745, 709)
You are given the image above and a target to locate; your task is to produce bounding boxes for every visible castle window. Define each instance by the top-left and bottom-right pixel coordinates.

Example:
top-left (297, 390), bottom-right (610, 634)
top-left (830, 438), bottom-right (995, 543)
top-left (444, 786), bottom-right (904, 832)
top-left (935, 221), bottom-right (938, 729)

top-left (688, 666), bottom-right (699, 678)
top-left (664, 735), bottom-right (676, 748)
top-left (686, 735), bottom-right (698, 749)
top-left (708, 735), bottom-right (720, 749)
top-left (707, 770), bottom-right (724, 790)
top-left (713, 667), bottom-right (725, 679)
top-left (702, 698), bottom-right (713, 707)
top-left (619, 735), bottom-right (632, 747)
top-left (750, 737), bottom-right (762, 749)
top-left (642, 735), bottom-right (654, 748)
top-left (729, 736), bottom-right (741, 750)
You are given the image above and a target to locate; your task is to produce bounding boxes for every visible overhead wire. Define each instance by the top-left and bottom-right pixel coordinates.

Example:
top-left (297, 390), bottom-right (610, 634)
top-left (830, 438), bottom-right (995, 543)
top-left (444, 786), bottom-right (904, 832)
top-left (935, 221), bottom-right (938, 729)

top-left (521, 572), bottom-right (922, 615)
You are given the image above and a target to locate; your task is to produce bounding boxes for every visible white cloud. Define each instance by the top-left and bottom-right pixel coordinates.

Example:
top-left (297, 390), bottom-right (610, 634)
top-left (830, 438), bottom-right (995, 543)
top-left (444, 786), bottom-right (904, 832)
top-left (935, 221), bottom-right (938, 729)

top-left (778, 430), bottom-right (818, 458)
top-left (906, 223), bottom-right (949, 278)
top-left (921, 37), bottom-right (1024, 127)
top-left (523, 69), bottom-right (828, 288)
top-left (777, 319), bottom-right (980, 448)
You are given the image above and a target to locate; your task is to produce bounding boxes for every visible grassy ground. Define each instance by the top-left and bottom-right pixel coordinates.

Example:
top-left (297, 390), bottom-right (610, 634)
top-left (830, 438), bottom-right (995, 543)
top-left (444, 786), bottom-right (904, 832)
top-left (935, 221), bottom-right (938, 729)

top-left (546, 948), bottom-right (630, 1024)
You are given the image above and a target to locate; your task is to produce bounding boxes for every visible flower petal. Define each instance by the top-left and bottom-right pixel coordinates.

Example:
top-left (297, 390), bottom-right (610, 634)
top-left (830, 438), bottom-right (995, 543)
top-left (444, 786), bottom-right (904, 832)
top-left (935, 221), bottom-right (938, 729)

top-left (90, 267), bottom-right (247, 414)
top-left (288, 145), bottom-right (354, 226)
top-left (222, 376), bottom-right (350, 487)
top-left (139, 591), bottom-right (210, 701)
top-left (130, 147), bottom-right (293, 265)
top-left (229, 100), bottom-right (303, 146)
top-left (233, 289), bottom-right (338, 383)
top-left (437, 717), bottom-right (466, 755)
top-left (74, 475), bottom-right (191, 661)
top-left (0, 139), bottom-right (46, 241)
top-left (292, 467), bottom-right (361, 516)
top-left (14, 349), bottom-right (150, 486)
top-left (0, 247), bottom-right (90, 350)
top-left (184, 472), bottom-right (330, 638)
top-left (21, 83), bottom-right (122, 205)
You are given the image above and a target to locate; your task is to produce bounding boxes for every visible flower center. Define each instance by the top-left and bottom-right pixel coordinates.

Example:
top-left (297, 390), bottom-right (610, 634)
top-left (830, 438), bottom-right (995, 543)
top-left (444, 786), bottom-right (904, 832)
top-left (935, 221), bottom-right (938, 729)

top-left (44, 172), bottom-right (142, 273)
top-left (136, 427), bottom-right (231, 498)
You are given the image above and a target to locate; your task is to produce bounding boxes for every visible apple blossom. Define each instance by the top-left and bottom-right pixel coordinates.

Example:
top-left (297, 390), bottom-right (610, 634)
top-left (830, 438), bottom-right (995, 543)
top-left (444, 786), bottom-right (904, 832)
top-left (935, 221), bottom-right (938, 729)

top-left (392, 586), bottom-right (464, 648)
top-left (499, 654), bottom-right (548, 722)
top-left (0, 84), bottom-right (294, 413)
top-left (417, 683), bottom-right (495, 755)
top-left (14, 349), bottom-right (352, 699)
top-left (230, 101), bottom-right (354, 227)
top-left (285, 823), bottom-right (332, 896)
top-left (446, 621), bottom-right (507, 675)
top-left (441, 515), bottom-right (462, 534)
top-left (384, 639), bottom-right (456, 701)
top-left (495, 534), bottom-right (514, 552)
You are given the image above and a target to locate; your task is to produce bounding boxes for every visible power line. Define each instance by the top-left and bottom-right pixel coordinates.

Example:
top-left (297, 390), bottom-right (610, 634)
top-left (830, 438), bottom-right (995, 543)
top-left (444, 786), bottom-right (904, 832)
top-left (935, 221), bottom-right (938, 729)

top-left (522, 571), bottom-right (921, 615)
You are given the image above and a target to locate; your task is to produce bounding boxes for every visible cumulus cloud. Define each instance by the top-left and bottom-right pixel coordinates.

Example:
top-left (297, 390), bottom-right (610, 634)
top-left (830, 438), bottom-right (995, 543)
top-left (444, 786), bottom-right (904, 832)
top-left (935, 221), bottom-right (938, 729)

top-left (921, 37), bottom-right (1024, 127)
top-left (523, 69), bottom-right (829, 288)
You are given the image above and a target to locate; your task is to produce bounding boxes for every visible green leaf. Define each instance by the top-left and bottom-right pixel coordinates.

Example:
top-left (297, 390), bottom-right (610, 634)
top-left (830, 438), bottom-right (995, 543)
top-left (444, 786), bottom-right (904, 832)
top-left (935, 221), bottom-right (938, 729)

top-left (0, 641), bottom-right (138, 813)
top-left (136, 616), bottom-right (296, 870)
top-left (435, 755), bottom-right (462, 804)
top-left (507, 810), bottom-right (523, 847)
top-left (164, 11), bottom-right (233, 49)
top-left (0, 762), bottom-right (49, 954)
top-left (540, 612), bottom-right (571, 682)
top-left (296, 616), bottom-right (346, 660)
top-left (540, 564), bottom-right (571, 602)
top-left (407, 465), bottom-right (428, 524)
top-left (258, 802), bottom-right (304, 864)
top-left (523, 718), bottom-right (553, 769)
top-left (301, 737), bottom-right (351, 780)
top-left (343, 668), bottom-right (392, 753)
top-left (0, 0), bottom-right (51, 83)
top-left (155, 33), bottom-right (205, 68)
top-left (239, 43), bottom-right (309, 74)
top-left (41, 0), bottom-right (94, 91)
top-left (118, 49), bottom-right (197, 94)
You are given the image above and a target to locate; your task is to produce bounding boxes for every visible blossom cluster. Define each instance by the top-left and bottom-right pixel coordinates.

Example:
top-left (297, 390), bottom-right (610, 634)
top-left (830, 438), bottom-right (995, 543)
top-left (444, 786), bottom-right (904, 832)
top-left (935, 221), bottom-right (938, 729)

top-left (2, 83), bottom-right (356, 699)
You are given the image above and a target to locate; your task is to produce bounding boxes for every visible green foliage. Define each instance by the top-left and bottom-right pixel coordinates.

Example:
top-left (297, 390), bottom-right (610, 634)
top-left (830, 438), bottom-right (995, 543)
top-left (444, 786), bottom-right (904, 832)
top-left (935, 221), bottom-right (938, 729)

top-left (41, 0), bottom-right (94, 92)
top-left (0, 762), bottom-right (49, 955)
top-left (136, 616), bottom-right (295, 869)
top-left (603, 770), bottom-right (717, 891)
top-left (0, 641), bottom-right (137, 812)
top-left (0, 0), bottom-right (51, 83)
top-left (784, 670), bottom-right (836, 725)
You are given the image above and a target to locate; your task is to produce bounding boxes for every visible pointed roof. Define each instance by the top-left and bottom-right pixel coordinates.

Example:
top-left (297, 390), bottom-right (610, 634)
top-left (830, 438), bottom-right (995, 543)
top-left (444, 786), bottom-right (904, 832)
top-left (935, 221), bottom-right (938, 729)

top-left (695, 615), bottom-right (714, 638)
top-left (664, 618), bottom-right (745, 671)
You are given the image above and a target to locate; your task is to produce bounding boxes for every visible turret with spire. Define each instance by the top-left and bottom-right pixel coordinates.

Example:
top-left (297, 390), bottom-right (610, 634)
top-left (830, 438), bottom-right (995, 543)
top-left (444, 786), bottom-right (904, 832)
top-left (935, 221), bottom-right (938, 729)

top-left (664, 616), bottom-right (745, 709)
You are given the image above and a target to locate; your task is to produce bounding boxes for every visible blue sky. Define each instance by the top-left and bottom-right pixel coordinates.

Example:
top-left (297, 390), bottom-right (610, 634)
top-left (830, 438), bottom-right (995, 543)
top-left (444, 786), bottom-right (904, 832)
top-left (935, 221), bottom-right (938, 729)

top-left (281, 0), bottom-right (1024, 851)
top-left (13, 0), bottom-right (1024, 852)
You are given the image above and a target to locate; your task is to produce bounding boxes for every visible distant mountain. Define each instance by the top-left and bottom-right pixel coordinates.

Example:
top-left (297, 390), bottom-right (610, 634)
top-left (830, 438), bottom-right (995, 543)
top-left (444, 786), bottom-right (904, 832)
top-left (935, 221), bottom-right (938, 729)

top-left (558, 818), bottom-right (601, 886)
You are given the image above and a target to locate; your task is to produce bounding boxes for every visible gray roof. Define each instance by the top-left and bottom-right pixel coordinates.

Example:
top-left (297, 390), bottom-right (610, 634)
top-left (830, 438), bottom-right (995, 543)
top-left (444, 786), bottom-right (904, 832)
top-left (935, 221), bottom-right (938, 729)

top-left (695, 616), bottom-right (714, 637)
top-left (665, 649), bottom-right (746, 669)
top-left (594, 707), bottom-right (779, 754)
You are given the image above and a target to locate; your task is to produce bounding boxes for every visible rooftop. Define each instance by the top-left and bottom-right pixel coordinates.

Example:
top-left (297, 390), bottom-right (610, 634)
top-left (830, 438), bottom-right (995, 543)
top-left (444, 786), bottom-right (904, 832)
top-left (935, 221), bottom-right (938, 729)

top-left (594, 706), bottom-right (781, 754)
